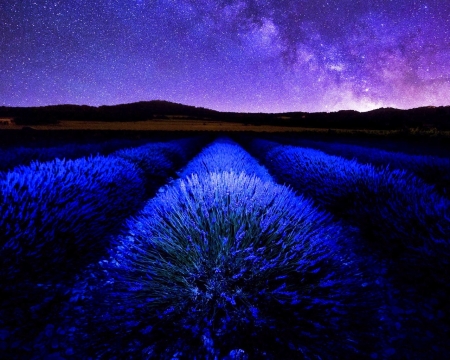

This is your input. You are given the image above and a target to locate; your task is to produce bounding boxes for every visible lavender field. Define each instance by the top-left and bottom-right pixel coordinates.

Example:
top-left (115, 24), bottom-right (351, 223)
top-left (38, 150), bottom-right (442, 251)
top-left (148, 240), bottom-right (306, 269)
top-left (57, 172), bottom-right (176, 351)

top-left (1, 135), bottom-right (449, 359)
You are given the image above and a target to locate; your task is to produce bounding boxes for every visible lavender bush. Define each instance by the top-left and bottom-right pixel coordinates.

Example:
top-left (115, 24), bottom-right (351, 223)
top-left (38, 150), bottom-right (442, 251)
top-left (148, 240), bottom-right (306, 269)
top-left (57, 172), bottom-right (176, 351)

top-left (243, 139), bottom-right (450, 285)
top-left (280, 138), bottom-right (450, 196)
top-left (0, 155), bottom-right (146, 284)
top-left (178, 137), bottom-right (273, 182)
top-left (112, 137), bottom-right (209, 194)
top-left (0, 137), bottom-right (210, 358)
top-left (0, 138), bottom-right (149, 173)
top-left (80, 172), bottom-right (378, 359)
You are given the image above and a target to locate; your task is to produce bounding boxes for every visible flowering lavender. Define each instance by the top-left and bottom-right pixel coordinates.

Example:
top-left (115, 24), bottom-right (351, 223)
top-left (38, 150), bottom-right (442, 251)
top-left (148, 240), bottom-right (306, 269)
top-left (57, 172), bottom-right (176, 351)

top-left (0, 138), bottom-right (149, 173)
top-left (84, 172), bottom-right (378, 359)
top-left (0, 155), bottom-right (146, 284)
top-left (245, 139), bottom-right (450, 285)
top-left (178, 137), bottom-right (273, 182)
top-left (112, 137), bottom-right (208, 194)
top-left (281, 138), bottom-right (450, 196)
top-left (0, 136), bottom-right (211, 358)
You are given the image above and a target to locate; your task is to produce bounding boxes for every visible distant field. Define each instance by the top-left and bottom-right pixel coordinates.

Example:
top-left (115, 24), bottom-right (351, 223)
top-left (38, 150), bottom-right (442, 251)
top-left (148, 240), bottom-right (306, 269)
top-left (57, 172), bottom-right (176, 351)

top-left (1, 118), bottom-right (449, 138)
top-left (0, 118), bottom-right (317, 132)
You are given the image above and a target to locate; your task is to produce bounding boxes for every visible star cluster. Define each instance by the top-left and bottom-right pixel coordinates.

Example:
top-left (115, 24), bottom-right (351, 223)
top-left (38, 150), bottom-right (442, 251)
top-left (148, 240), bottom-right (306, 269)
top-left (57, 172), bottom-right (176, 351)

top-left (1, 0), bottom-right (449, 112)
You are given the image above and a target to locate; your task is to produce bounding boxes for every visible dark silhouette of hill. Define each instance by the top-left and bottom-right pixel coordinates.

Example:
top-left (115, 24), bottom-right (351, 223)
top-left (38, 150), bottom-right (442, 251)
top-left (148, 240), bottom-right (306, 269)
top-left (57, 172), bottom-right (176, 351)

top-left (278, 106), bottom-right (450, 130)
top-left (0, 101), bottom-right (449, 130)
top-left (0, 101), bottom-right (219, 124)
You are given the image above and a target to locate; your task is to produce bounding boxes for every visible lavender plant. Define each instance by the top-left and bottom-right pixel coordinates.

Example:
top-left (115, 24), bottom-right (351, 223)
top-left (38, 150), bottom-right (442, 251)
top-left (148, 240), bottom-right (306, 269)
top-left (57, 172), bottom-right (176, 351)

top-left (82, 172), bottom-right (378, 359)
top-left (281, 138), bottom-right (450, 196)
top-left (178, 137), bottom-right (273, 182)
top-left (244, 139), bottom-right (450, 285)
top-left (0, 155), bottom-right (146, 284)
top-left (112, 137), bottom-right (209, 194)
top-left (0, 137), bottom-right (209, 358)
top-left (0, 138), bottom-right (149, 173)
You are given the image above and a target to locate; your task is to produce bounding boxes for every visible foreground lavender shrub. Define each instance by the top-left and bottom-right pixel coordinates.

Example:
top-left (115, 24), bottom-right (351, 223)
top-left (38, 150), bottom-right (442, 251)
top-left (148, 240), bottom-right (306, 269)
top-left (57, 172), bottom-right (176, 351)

top-left (83, 172), bottom-right (378, 359)
top-left (178, 137), bottom-right (273, 181)
top-left (0, 155), bottom-right (146, 283)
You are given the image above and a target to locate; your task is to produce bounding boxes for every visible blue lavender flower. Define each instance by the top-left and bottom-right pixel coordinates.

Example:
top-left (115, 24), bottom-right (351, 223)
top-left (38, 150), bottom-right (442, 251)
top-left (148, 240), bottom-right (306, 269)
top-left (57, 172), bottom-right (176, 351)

top-left (178, 137), bottom-right (273, 182)
top-left (281, 138), bottom-right (450, 196)
top-left (84, 171), bottom-right (379, 359)
top-left (0, 155), bottom-right (147, 284)
top-left (245, 139), bottom-right (450, 285)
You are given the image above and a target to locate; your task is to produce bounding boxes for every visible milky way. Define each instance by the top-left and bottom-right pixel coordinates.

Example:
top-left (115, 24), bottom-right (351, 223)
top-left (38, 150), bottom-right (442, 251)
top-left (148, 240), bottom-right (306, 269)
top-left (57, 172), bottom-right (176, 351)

top-left (1, 0), bottom-right (449, 112)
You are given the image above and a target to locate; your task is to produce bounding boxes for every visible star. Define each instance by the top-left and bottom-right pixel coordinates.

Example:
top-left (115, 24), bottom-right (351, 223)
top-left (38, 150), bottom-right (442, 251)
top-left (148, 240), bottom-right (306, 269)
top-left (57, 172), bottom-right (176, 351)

top-left (0, 0), bottom-right (449, 112)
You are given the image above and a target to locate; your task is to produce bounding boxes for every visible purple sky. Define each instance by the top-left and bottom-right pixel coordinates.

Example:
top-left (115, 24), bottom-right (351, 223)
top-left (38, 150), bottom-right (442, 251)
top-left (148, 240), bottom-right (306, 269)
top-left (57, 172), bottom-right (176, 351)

top-left (1, 0), bottom-right (449, 112)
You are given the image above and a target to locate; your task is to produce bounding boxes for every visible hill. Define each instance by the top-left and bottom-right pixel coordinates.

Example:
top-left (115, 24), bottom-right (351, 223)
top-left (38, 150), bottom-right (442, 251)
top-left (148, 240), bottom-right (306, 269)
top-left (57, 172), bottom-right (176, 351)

top-left (0, 101), bottom-right (449, 130)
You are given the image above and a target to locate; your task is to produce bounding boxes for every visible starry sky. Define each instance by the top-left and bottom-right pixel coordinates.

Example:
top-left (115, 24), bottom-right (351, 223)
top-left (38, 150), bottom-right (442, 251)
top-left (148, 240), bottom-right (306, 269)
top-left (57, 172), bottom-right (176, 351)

top-left (1, 0), bottom-right (449, 113)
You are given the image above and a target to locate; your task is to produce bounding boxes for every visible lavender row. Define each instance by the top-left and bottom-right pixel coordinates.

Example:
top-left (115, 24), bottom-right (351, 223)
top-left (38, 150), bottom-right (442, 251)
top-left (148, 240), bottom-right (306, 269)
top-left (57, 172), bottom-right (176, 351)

top-left (111, 137), bottom-right (207, 195)
top-left (0, 137), bottom-right (207, 284)
top-left (274, 137), bottom-right (450, 196)
top-left (0, 137), bottom-right (151, 174)
top-left (71, 138), bottom-right (381, 359)
top-left (177, 137), bottom-right (274, 181)
top-left (0, 136), bottom-right (209, 359)
top-left (243, 139), bottom-right (450, 285)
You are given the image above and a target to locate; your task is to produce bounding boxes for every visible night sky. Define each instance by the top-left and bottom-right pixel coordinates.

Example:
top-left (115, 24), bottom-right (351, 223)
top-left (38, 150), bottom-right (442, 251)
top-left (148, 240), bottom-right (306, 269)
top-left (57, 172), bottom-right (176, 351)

top-left (1, 0), bottom-right (449, 113)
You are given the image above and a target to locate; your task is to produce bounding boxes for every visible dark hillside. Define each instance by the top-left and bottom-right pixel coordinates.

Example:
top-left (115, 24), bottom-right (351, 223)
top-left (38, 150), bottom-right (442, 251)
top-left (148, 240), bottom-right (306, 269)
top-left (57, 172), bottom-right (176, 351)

top-left (1, 101), bottom-right (449, 130)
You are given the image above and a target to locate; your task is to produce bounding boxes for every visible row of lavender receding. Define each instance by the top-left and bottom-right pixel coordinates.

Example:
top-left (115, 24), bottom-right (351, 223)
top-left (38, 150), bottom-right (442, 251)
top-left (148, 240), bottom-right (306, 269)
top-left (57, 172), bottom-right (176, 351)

top-left (241, 138), bottom-right (450, 283)
top-left (268, 135), bottom-right (450, 197)
top-left (0, 138), bottom-right (152, 175)
top-left (0, 136), bottom-right (209, 359)
top-left (238, 136), bottom-right (450, 359)
top-left (73, 138), bottom-right (383, 359)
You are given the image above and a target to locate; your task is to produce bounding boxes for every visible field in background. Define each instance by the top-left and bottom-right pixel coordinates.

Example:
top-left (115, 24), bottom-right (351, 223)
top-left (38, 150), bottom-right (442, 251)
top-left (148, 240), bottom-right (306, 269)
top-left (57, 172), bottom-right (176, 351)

top-left (1, 118), bottom-right (450, 138)
top-left (0, 118), bottom-right (324, 132)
